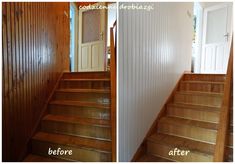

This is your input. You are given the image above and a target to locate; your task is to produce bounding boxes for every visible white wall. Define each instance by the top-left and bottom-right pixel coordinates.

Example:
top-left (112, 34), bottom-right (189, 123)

top-left (118, 2), bottom-right (193, 161)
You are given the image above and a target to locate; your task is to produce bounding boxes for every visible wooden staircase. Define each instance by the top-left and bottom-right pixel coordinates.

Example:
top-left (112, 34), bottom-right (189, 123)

top-left (24, 72), bottom-right (113, 162)
top-left (136, 73), bottom-right (233, 162)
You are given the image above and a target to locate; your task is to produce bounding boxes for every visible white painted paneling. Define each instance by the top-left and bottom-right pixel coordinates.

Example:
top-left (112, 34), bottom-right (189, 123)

top-left (118, 2), bottom-right (193, 161)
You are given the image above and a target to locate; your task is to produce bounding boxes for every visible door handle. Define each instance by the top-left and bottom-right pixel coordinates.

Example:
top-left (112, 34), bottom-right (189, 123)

top-left (100, 32), bottom-right (104, 41)
top-left (224, 33), bottom-right (229, 41)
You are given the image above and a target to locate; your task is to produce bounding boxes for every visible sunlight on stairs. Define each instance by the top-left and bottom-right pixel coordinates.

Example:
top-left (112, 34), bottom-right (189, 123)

top-left (24, 72), bottom-right (112, 162)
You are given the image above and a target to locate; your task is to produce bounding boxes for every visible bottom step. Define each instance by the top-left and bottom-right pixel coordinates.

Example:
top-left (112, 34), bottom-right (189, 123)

top-left (147, 133), bottom-right (214, 162)
top-left (137, 154), bottom-right (173, 162)
top-left (24, 154), bottom-right (68, 162)
top-left (32, 132), bottom-right (112, 162)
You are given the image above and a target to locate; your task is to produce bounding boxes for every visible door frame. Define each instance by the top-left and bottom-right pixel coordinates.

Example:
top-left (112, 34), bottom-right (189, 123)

top-left (193, 2), bottom-right (203, 73)
top-left (78, 2), bottom-right (107, 72)
top-left (70, 2), bottom-right (79, 72)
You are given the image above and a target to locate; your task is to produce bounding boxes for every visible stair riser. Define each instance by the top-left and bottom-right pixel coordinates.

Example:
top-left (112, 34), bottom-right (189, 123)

top-left (59, 81), bottom-right (110, 89)
top-left (53, 92), bottom-right (110, 104)
top-left (179, 83), bottom-right (224, 93)
top-left (62, 72), bottom-right (110, 79)
top-left (158, 123), bottom-right (217, 143)
top-left (32, 140), bottom-right (111, 162)
top-left (147, 141), bottom-right (213, 162)
top-left (174, 94), bottom-right (222, 107)
top-left (48, 105), bottom-right (110, 120)
top-left (167, 107), bottom-right (219, 123)
top-left (41, 121), bottom-right (111, 140)
top-left (183, 74), bottom-right (225, 82)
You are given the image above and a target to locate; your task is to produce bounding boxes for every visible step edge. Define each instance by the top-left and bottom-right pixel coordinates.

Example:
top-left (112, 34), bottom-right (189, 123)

top-left (32, 139), bottom-right (112, 154)
top-left (175, 91), bottom-right (223, 96)
top-left (49, 101), bottom-right (110, 109)
top-left (61, 79), bottom-right (110, 81)
top-left (167, 105), bottom-right (221, 114)
top-left (24, 154), bottom-right (72, 162)
top-left (167, 102), bottom-right (221, 110)
top-left (181, 80), bottom-right (225, 84)
top-left (55, 89), bottom-right (111, 93)
top-left (144, 154), bottom-right (176, 162)
top-left (147, 134), bottom-right (214, 156)
top-left (32, 134), bottom-right (112, 153)
top-left (159, 117), bottom-right (218, 131)
top-left (42, 115), bottom-right (111, 128)
top-left (165, 115), bottom-right (219, 124)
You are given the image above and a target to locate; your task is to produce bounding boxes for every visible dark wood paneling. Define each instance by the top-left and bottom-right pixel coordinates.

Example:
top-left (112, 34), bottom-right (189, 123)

top-left (2, 2), bottom-right (70, 161)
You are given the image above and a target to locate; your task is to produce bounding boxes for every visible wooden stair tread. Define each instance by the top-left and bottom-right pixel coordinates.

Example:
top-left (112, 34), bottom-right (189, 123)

top-left (61, 78), bottom-right (110, 81)
top-left (137, 154), bottom-right (173, 162)
top-left (148, 133), bottom-right (215, 155)
top-left (181, 80), bottom-right (225, 84)
top-left (184, 73), bottom-right (226, 78)
top-left (33, 132), bottom-right (111, 152)
top-left (62, 72), bottom-right (110, 79)
top-left (55, 89), bottom-right (110, 93)
top-left (49, 100), bottom-right (110, 109)
top-left (168, 102), bottom-right (220, 112)
top-left (63, 71), bottom-right (109, 74)
top-left (43, 114), bottom-right (111, 127)
top-left (24, 154), bottom-right (69, 162)
top-left (184, 73), bottom-right (226, 75)
top-left (159, 116), bottom-right (218, 130)
top-left (176, 91), bottom-right (223, 97)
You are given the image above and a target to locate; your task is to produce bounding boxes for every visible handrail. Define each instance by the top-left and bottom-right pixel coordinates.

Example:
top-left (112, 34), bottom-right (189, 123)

top-left (110, 20), bottom-right (116, 162)
top-left (213, 38), bottom-right (233, 161)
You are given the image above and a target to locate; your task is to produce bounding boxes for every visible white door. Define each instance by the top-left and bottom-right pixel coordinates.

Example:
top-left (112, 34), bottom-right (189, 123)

top-left (201, 3), bottom-right (232, 74)
top-left (78, 3), bottom-right (106, 72)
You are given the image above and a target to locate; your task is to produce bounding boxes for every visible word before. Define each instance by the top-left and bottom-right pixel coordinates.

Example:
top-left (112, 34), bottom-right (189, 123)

top-left (48, 147), bottom-right (72, 156)
top-left (168, 148), bottom-right (190, 156)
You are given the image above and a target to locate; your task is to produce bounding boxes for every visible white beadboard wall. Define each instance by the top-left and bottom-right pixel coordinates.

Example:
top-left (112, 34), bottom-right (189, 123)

top-left (118, 2), bottom-right (193, 162)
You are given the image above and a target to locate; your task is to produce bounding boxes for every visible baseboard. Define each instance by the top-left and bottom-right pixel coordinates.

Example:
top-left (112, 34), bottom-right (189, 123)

top-left (131, 72), bottom-right (185, 161)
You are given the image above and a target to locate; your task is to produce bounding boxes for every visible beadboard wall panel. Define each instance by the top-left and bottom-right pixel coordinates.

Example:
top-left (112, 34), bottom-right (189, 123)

top-left (119, 2), bottom-right (193, 161)
top-left (2, 2), bottom-right (70, 161)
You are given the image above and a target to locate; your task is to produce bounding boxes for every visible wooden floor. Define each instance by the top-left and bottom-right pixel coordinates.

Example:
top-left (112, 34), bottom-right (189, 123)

top-left (137, 73), bottom-right (233, 162)
top-left (24, 72), bottom-right (113, 162)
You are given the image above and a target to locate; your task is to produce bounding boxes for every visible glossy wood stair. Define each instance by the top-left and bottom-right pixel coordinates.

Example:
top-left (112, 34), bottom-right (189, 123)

top-left (24, 72), bottom-right (112, 162)
top-left (137, 74), bottom-right (228, 162)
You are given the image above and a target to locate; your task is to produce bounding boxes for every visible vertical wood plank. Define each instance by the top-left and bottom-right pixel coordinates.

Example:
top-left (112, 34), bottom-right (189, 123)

top-left (2, 2), bottom-right (70, 161)
top-left (2, 2), bottom-right (10, 161)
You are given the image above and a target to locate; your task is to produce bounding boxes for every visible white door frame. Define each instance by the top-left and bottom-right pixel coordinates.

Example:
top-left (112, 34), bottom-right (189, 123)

top-left (193, 2), bottom-right (203, 73)
top-left (70, 2), bottom-right (79, 72)
top-left (78, 2), bottom-right (106, 72)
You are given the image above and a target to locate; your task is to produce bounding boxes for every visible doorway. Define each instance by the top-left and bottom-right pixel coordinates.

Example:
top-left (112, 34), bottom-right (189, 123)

top-left (78, 3), bottom-right (106, 72)
top-left (192, 2), bottom-right (233, 74)
top-left (70, 2), bottom-right (117, 72)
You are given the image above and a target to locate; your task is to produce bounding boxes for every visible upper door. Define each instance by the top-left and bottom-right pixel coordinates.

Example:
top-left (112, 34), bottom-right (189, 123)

top-left (201, 3), bottom-right (232, 74)
top-left (78, 3), bottom-right (106, 72)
